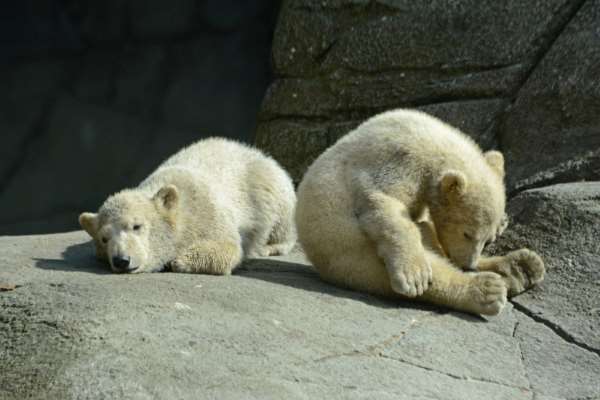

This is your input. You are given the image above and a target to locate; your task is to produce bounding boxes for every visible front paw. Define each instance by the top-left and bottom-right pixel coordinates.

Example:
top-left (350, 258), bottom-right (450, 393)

top-left (388, 257), bottom-right (432, 298)
top-left (466, 272), bottom-right (507, 316)
top-left (503, 248), bottom-right (545, 297)
top-left (167, 258), bottom-right (190, 273)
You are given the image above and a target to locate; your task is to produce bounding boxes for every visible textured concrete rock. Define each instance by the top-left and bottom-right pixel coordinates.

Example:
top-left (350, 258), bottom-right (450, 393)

top-left (256, 0), bottom-right (581, 182)
top-left (489, 182), bottom-right (600, 353)
top-left (499, 0), bottom-right (600, 190)
top-left (1, 231), bottom-right (598, 399)
top-left (271, 0), bottom-right (567, 77)
top-left (514, 311), bottom-right (600, 399)
top-left (256, 120), bottom-right (335, 184)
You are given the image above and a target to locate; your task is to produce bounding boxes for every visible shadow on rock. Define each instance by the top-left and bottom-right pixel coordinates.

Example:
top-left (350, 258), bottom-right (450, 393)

top-left (237, 258), bottom-right (443, 314)
top-left (33, 241), bottom-right (110, 274)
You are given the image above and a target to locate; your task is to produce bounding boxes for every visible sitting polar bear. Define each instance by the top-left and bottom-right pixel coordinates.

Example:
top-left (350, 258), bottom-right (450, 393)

top-left (79, 137), bottom-right (296, 274)
top-left (295, 109), bottom-right (545, 316)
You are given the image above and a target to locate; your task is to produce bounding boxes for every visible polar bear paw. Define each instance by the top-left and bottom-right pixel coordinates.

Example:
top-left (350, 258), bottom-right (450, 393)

top-left (389, 258), bottom-right (433, 298)
top-left (466, 272), bottom-right (507, 316)
top-left (492, 248), bottom-right (545, 297)
top-left (167, 258), bottom-right (192, 273)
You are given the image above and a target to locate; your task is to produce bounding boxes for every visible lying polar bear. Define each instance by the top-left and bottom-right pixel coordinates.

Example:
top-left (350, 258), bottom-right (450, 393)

top-left (79, 137), bottom-right (296, 274)
top-left (295, 109), bottom-right (544, 316)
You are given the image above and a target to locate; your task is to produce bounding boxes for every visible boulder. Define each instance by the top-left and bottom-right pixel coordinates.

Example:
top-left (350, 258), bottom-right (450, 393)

top-left (488, 182), bottom-right (600, 352)
top-left (256, 0), bottom-right (579, 183)
top-left (499, 0), bottom-right (600, 190)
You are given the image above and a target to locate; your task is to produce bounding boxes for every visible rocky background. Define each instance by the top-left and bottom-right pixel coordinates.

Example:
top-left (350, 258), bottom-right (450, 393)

top-left (2, 0), bottom-right (599, 236)
top-left (0, 0), bottom-right (280, 235)
top-left (256, 0), bottom-right (600, 192)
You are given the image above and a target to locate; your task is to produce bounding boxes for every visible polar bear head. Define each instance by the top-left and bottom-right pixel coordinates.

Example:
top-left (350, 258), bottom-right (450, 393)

top-left (429, 151), bottom-right (507, 270)
top-left (78, 185), bottom-right (179, 273)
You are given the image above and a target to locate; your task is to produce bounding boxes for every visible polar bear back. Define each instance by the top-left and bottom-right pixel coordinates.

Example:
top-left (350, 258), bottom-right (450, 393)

top-left (139, 137), bottom-right (295, 232)
top-left (332, 109), bottom-right (495, 185)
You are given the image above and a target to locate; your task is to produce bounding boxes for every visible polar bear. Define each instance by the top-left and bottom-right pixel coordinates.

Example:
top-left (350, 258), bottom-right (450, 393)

top-left (79, 137), bottom-right (296, 274)
top-left (295, 109), bottom-right (544, 315)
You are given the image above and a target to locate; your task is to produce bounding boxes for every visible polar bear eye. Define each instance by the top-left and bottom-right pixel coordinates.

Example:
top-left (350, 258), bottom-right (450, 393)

top-left (101, 237), bottom-right (108, 244)
top-left (463, 232), bottom-right (473, 241)
top-left (133, 224), bottom-right (142, 231)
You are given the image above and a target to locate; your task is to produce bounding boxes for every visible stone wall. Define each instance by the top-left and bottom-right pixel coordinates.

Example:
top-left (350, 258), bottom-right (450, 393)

top-left (256, 0), bottom-right (600, 192)
top-left (0, 0), bottom-right (280, 235)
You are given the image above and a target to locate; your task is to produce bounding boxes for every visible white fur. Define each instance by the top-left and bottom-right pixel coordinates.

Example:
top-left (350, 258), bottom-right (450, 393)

top-left (80, 137), bottom-right (296, 274)
top-left (295, 109), bottom-right (544, 315)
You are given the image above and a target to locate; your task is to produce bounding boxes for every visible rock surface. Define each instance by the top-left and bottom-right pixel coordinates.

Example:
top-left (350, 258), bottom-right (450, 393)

top-left (256, 0), bottom-right (600, 187)
top-left (1, 230), bottom-right (599, 400)
top-left (489, 182), bottom-right (600, 353)
top-left (499, 0), bottom-right (600, 191)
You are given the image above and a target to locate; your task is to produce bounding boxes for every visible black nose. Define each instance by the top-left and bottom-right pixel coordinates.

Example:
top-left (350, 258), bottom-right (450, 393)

top-left (112, 256), bottom-right (131, 270)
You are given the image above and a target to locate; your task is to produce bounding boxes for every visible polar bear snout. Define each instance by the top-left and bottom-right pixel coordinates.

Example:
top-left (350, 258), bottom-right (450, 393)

top-left (111, 255), bottom-right (134, 272)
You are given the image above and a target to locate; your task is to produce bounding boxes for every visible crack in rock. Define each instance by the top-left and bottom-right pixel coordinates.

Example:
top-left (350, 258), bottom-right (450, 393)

top-left (311, 314), bottom-right (432, 364)
top-left (513, 320), bottom-right (535, 396)
top-left (310, 312), bottom-right (533, 392)
top-left (508, 149), bottom-right (600, 197)
top-left (378, 353), bottom-right (533, 393)
top-left (511, 301), bottom-right (600, 357)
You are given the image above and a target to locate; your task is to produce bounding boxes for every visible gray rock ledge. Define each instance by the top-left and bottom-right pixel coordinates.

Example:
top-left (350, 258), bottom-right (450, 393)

top-left (1, 227), bottom-right (598, 399)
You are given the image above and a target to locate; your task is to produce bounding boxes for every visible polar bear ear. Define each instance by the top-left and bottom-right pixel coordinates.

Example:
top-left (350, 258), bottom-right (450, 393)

top-left (154, 185), bottom-right (179, 211)
top-left (484, 151), bottom-right (505, 178)
top-left (440, 170), bottom-right (468, 199)
top-left (79, 212), bottom-right (99, 238)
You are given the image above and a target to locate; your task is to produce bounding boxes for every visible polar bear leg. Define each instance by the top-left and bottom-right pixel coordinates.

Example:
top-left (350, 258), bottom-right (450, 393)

top-left (418, 250), bottom-right (507, 316)
top-left (244, 226), bottom-right (274, 258)
top-left (264, 209), bottom-right (297, 256)
top-left (476, 249), bottom-right (545, 297)
top-left (357, 190), bottom-right (432, 297)
top-left (169, 238), bottom-right (243, 275)
top-left (246, 209), bottom-right (297, 258)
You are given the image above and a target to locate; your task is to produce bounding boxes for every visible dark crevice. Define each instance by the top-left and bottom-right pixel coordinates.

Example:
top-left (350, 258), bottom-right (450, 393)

top-left (314, 38), bottom-right (338, 65)
top-left (512, 301), bottom-right (600, 357)
top-left (407, 95), bottom-right (504, 109)
top-left (276, 60), bottom-right (524, 81)
top-left (340, 62), bottom-right (523, 78)
top-left (507, 149), bottom-right (600, 197)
